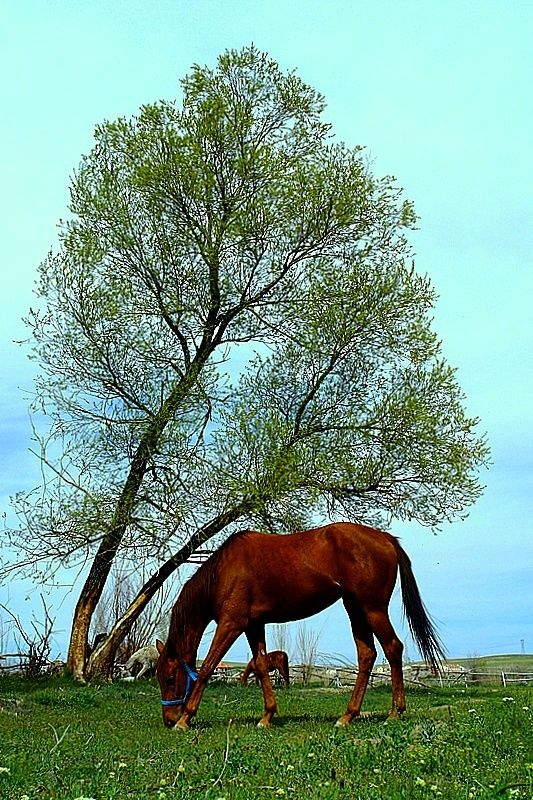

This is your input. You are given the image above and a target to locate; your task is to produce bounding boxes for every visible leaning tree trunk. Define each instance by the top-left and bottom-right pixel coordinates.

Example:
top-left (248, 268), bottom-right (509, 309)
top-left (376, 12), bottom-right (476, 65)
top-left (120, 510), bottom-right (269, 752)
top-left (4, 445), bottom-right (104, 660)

top-left (67, 548), bottom-right (120, 681)
top-left (85, 504), bottom-right (250, 680)
top-left (66, 363), bottom-right (207, 680)
top-left (66, 475), bottom-right (145, 680)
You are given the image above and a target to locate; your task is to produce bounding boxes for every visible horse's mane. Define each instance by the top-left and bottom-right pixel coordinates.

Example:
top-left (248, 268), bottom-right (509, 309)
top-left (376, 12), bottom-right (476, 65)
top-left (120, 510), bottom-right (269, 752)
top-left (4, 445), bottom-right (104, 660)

top-left (168, 531), bottom-right (252, 654)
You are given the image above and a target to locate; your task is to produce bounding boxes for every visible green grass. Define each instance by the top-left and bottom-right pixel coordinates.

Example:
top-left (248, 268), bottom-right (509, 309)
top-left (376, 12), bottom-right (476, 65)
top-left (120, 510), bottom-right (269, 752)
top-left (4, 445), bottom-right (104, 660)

top-left (0, 675), bottom-right (531, 799)
top-left (453, 655), bottom-right (533, 672)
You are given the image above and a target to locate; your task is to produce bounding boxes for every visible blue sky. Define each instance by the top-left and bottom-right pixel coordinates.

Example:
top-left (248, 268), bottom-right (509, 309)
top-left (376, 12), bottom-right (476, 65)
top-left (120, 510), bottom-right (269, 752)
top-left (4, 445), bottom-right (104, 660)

top-left (1, 1), bottom-right (531, 664)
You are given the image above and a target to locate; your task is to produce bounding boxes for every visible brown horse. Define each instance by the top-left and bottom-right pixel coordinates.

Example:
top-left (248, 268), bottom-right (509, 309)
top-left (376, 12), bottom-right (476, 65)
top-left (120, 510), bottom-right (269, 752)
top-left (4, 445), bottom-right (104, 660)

top-left (241, 650), bottom-right (290, 687)
top-left (156, 522), bottom-right (444, 729)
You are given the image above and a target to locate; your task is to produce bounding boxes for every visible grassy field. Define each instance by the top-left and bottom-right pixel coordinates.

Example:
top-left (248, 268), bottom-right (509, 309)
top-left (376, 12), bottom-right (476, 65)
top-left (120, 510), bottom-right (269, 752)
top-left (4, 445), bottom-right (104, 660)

top-left (0, 675), bottom-right (531, 800)
top-left (452, 655), bottom-right (533, 673)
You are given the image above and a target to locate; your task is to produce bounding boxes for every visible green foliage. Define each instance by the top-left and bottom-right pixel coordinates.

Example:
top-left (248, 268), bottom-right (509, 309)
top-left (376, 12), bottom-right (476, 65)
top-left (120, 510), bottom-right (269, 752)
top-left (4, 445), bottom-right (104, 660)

top-left (0, 677), bottom-right (531, 799)
top-left (8, 46), bottom-right (488, 590)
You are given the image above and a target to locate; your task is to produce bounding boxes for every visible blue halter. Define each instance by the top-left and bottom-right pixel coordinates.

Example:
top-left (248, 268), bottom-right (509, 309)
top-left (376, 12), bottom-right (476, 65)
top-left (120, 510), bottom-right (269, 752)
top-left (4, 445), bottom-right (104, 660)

top-left (160, 662), bottom-right (198, 707)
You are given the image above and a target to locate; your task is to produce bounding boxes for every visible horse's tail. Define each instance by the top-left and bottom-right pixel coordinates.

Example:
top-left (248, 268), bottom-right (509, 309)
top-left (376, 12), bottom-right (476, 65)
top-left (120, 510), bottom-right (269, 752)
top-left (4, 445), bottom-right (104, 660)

top-left (395, 540), bottom-right (446, 673)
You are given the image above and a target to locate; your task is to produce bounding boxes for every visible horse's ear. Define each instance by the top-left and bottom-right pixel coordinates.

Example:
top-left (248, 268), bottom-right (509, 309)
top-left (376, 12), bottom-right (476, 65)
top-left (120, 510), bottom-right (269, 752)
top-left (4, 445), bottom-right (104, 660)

top-left (156, 639), bottom-right (165, 655)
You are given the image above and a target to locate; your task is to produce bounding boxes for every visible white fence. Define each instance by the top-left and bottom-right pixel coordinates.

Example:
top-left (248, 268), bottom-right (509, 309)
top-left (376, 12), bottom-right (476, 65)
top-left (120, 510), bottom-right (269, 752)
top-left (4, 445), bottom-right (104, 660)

top-left (244, 663), bottom-right (533, 688)
top-left (500, 671), bottom-right (533, 687)
top-left (2, 653), bottom-right (532, 687)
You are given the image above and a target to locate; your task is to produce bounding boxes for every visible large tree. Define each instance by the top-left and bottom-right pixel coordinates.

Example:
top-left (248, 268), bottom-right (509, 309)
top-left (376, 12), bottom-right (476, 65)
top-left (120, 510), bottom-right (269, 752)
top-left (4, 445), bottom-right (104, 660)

top-left (6, 47), bottom-right (488, 680)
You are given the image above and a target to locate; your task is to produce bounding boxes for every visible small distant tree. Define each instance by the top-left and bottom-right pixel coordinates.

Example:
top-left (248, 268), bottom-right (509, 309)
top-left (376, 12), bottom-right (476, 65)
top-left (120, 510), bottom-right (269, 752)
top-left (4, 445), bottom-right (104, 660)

top-left (0, 596), bottom-right (57, 678)
top-left (89, 565), bottom-right (176, 666)
top-left (0, 612), bottom-right (8, 656)
top-left (467, 652), bottom-right (488, 684)
top-left (270, 623), bottom-right (292, 659)
top-left (295, 622), bottom-right (321, 685)
top-left (5, 46), bottom-right (489, 681)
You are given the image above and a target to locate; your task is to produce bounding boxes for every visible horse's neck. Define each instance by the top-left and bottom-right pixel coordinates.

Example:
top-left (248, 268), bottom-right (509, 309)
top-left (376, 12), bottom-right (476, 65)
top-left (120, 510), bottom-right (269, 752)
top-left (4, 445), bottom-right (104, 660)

top-left (171, 584), bottom-right (212, 662)
top-left (185, 615), bottom-right (208, 659)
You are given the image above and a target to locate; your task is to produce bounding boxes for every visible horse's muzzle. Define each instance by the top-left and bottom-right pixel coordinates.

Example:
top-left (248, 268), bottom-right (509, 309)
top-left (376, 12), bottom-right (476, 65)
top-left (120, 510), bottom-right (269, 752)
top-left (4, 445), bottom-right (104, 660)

top-left (162, 705), bottom-right (183, 728)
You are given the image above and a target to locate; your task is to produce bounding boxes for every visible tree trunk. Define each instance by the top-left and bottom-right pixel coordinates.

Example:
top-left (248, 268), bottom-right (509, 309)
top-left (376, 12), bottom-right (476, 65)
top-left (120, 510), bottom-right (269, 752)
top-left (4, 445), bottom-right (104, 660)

top-left (66, 362), bottom-right (207, 680)
top-left (66, 461), bottom-right (146, 679)
top-left (85, 504), bottom-right (250, 679)
top-left (67, 557), bottom-right (117, 681)
top-left (66, 523), bottom-right (130, 679)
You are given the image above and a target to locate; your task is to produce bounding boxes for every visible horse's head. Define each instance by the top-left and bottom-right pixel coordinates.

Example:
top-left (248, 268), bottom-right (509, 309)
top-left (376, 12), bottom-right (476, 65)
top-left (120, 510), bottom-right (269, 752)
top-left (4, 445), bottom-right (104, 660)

top-left (155, 639), bottom-right (198, 728)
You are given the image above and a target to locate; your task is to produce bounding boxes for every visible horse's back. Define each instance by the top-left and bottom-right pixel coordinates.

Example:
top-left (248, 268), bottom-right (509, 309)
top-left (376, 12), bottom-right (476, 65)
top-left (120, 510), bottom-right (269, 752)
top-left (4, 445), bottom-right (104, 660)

top-left (223, 523), bottom-right (398, 573)
top-left (213, 522), bottom-right (399, 622)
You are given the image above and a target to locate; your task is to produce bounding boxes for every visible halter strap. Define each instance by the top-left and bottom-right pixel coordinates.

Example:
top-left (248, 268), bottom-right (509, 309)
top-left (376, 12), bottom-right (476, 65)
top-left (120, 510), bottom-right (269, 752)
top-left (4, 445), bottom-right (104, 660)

top-left (160, 662), bottom-right (198, 707)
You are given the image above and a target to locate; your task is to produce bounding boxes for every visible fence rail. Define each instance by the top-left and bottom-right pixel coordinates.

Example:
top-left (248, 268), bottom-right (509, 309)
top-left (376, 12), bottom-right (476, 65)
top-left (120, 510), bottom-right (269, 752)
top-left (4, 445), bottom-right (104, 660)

top-left (269, 664), bottom-right (533, 688)
top-left (500, 671), bottom-right (533, 687)
top-left (0, 653), bottom-right (65, 675)
top-left (0, 654), bottom-right (28, 672)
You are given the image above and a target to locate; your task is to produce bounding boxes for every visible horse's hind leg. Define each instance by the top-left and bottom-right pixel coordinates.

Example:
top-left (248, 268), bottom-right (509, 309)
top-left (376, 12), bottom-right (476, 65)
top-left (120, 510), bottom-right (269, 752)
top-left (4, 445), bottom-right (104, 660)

top-left (281, 654), bottom-right (290, 687)
top-left (336, 599), bottom-right (377, 727)
top-left (240, 660), bottom-right (253, 685)
top-left (245, 624), bottom-right (278, 727)
top-left (365, 607), bottom-right (405, 718)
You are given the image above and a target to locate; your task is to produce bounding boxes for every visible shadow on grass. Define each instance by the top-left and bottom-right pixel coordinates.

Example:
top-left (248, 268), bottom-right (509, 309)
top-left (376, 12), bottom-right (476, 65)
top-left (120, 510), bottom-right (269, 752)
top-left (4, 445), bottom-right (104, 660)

top-left (193, 709), bottom-right (391, 730)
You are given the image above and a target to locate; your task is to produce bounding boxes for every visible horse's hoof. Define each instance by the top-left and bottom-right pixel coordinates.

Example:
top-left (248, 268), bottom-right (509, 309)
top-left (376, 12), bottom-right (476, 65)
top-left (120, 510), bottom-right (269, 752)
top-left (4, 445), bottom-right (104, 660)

top-left (174, 719), bottom-right (190, 732)
top-left (335, 716), bottom-right (350, 728)
top-left (257, 719), bottom-right (271, 728)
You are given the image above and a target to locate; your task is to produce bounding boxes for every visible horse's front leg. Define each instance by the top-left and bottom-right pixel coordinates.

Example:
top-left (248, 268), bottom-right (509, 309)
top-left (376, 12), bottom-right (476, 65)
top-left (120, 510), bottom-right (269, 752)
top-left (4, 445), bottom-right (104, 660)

top-left (176, 620), bottom-right (242, 730)
top-left (245, 625), bottom-right (278, 727)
